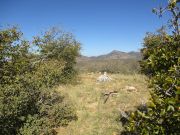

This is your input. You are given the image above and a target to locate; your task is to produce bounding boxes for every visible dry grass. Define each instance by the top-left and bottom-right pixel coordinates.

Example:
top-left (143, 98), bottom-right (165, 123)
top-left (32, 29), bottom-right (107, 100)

top-left (56, 73), bottom-right (150, 135)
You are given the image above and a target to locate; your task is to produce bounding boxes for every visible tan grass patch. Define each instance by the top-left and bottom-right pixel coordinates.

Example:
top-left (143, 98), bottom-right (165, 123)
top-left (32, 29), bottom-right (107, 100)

top-left (56, 73), bottom-right (150, 135)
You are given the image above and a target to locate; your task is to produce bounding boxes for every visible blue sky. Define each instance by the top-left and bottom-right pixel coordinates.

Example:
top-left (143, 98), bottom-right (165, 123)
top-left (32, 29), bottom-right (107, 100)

top-left (1, 0), bottom-right (169, 56)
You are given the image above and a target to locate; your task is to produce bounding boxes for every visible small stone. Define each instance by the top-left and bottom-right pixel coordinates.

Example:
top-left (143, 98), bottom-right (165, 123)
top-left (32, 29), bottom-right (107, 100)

top-left (125, 86), bottom-right (137, 92)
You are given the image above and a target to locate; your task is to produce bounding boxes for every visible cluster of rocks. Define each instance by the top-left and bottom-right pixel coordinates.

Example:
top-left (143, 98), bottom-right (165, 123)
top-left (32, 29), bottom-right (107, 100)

top-left (96, 72), bottom-right (137, 92)
top-left (97, 72), bottom-right (112, 82)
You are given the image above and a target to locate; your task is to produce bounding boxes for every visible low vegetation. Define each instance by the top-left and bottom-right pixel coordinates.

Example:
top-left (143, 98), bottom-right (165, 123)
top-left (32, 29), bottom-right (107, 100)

top-left (56, 73), bottom-right (149, 135)
top-left (76, 59), bottom-right (140, 74)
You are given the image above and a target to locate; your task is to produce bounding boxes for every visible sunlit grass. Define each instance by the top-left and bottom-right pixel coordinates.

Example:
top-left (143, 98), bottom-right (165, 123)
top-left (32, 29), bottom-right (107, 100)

top-left (56, 73), bottom-right (150, 135)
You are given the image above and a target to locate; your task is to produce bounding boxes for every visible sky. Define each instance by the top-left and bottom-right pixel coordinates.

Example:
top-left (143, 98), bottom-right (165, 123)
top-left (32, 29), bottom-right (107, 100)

top-left (1, 0), bottom-right (170, 56)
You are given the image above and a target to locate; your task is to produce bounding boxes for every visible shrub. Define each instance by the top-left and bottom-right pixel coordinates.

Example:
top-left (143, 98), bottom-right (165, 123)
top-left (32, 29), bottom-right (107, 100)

top-left (120, 1), bottom-right (180, 134)
top-left (0, 27), bottom-right (79, 134)
top-left (33, 27), bottom-right (81, 83)
top-left (120, 34), bottom-right (180, 135)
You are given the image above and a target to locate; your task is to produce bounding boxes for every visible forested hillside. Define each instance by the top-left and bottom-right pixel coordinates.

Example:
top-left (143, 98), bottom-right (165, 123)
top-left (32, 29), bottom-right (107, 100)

top-left (76, 50), bottom-right (141, 74)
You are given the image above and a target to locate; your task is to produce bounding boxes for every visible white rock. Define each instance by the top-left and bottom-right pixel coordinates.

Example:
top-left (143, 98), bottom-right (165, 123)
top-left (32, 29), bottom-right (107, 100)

top-left (97, 72), bottom-right (112, 82)
top-left (125, 86), bottom-right (137, 92)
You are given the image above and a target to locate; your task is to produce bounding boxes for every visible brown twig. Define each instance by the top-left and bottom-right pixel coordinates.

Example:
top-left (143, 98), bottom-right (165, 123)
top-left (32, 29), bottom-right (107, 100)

top-left (103, 90), bottom-right (118, 104)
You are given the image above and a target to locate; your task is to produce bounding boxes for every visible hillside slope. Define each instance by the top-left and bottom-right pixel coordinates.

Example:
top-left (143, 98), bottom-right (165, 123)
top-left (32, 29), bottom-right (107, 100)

top-left (77, 50), bottom-right (141, 61)
top-left (76, 50), bottom-right (141, 73)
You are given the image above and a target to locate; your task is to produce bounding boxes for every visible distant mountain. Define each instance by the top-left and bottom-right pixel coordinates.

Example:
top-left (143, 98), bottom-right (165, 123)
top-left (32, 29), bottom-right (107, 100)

top-left (77, 50), bottom-right (141, 62)
top-left (76, 50), bottom-right (141, 73)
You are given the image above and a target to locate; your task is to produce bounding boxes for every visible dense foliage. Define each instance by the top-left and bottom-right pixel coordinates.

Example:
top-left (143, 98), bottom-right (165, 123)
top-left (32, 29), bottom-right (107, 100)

top-left (0, 27), bottom-right (80, 134)
top-left (121, 33), bottom-right (180, 135)
top-left (33, 27), bottom-right (80, 83)
top-left (120, 1), bottom-right (180, 134)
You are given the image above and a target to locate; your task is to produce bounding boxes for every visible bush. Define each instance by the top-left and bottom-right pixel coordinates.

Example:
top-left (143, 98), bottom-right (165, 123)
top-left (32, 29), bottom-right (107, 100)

top-left (120, 1), bottom-right (180, 134)
top-left (33, 27), bottom-right (81, 83)
top-left (0, 27), bottom-right (79, 134)
top-left (121, 34), bottom-right (179, 135)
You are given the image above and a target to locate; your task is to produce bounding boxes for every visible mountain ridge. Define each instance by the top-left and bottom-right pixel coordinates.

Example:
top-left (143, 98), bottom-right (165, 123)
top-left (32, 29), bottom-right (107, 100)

top-left (78, 50), bottom-right (141, 61)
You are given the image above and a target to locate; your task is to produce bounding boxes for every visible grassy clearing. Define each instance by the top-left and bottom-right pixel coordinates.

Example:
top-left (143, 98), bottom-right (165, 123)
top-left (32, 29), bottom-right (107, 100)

top-left (56, 73), bottom-right (150, 135)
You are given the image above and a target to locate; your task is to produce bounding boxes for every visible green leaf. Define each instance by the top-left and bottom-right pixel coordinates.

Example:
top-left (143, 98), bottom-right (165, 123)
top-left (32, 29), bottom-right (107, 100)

top-left (167, 105), bottom-right (175, 111)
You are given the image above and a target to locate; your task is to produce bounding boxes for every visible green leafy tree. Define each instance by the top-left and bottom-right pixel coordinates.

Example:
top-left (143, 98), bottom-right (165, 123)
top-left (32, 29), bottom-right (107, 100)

top-left (33, 27), bottom-right (81, 83)
top-left (0, 27), bottom-right (31, 84)
top-left (120, 1), bottom-right (180, 134)
top-left (0, 27), bottom-right (78, 135)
